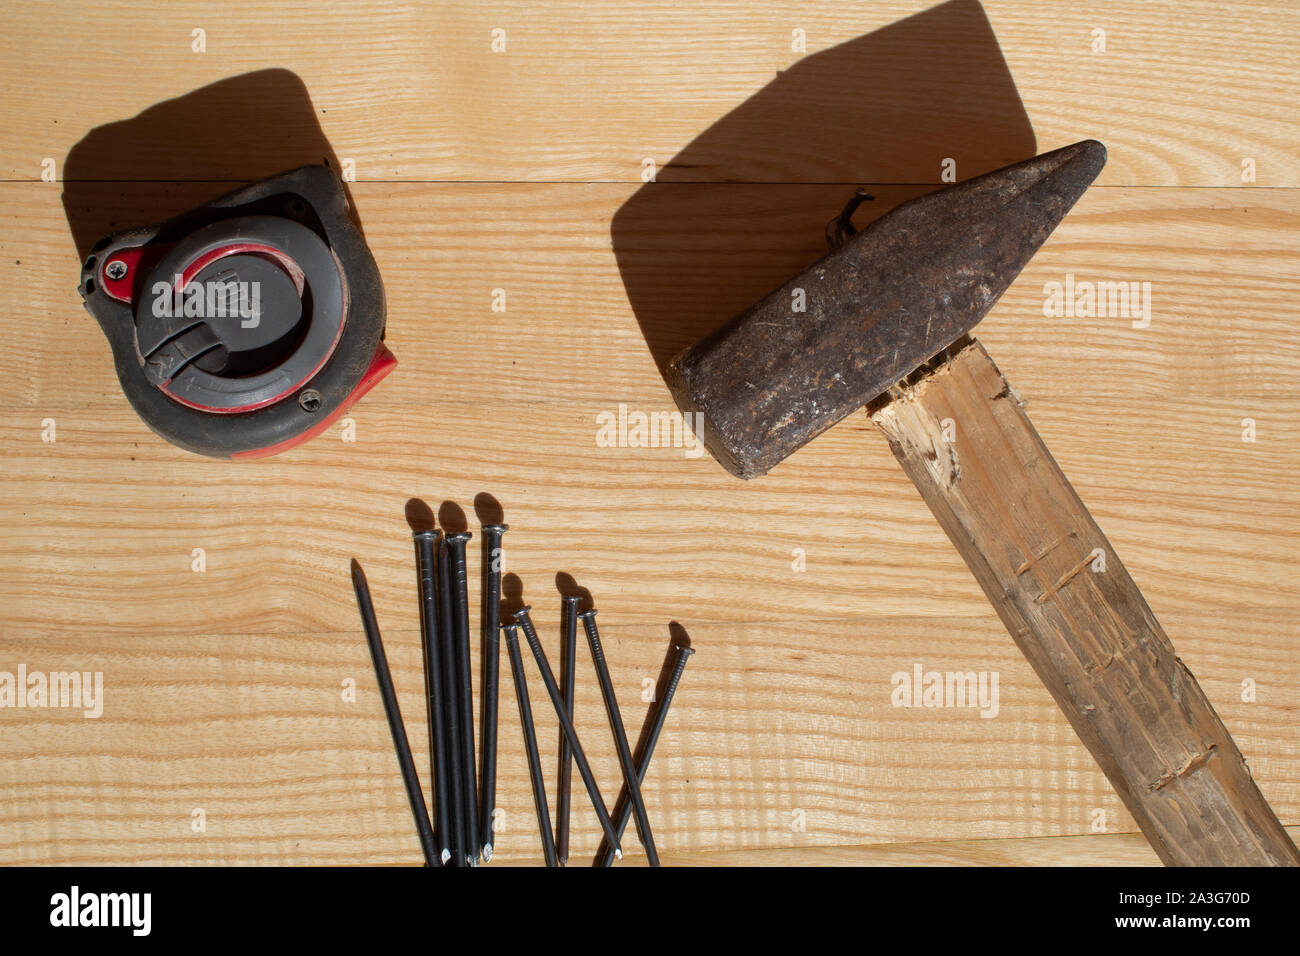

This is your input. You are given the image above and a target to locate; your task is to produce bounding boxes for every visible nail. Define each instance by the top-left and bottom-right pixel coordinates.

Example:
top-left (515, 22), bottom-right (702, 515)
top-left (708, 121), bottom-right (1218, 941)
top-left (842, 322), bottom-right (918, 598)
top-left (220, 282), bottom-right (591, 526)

top-left (513, 606), bottom-right (623, 860)
top-left (556, 595), bottom-right (580, 865)
top-left (445, 531), bottom-right (479, 866)
top-left (580, 609), bottom-right (659, 866)
top-left (502, 623), bottom-right (558, 867)
top-left (413, 531), bottom-right (452, 865)
top-left (350, 559), bottom-right (438, 867)
top-left (598, 642), bottom-right (694, 867)
top-left (478, 523), bottom-right (508, 862)
top-left (435, 535), bottom-right (465, 866)
top-left (825, 187), bottom-right (875, 250)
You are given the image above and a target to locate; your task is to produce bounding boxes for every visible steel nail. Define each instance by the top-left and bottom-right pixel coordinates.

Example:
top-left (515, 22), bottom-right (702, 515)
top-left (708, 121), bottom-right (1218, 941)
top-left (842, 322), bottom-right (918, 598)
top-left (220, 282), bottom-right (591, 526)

top-left (556, 594), bottom-right (580, 865)
top-left (478, 523), bottom-right (508, 862)
top-left (413, 530), bottom-right (452, 865)
top-left (445, 531), bottom-right (479, 866)
top-left (580, 609), bottom-right (659, 866)
top-left (350, 559), bottom-right (438, 867)
top-left (435, 534), bottom-right (465, 866)
top-left (502, 623), bottom-right (558, 867)
top-left (513, 606), bottom-right (623, 860)
top-left (598, 642), bottom-right (695, 867)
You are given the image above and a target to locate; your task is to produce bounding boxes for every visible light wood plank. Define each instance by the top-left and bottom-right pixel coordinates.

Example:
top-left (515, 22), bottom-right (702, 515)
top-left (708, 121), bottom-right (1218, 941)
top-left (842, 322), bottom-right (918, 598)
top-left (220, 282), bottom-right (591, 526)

top-left (0, 392), bottom-right (1298, 631)
top-left (0, 610), bottom-right (1292, 864)
top-left (0, 2), bottom-right (1295, 185)
top-left (6, 183), bottom-right (1299, 409)
top-left (661, 827), bottom-right (1300, 866)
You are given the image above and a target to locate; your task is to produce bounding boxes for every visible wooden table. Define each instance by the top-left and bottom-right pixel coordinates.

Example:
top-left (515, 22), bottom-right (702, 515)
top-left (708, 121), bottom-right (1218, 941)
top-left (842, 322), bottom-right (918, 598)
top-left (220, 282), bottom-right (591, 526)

top-left (0, 0), bottom-right (1296, 865)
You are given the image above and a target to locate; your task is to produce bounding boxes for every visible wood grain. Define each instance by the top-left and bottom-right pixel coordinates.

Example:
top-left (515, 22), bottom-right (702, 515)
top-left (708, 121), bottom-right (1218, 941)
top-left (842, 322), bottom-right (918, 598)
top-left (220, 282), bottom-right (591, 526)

top-left (665, 826), bottom-right (1300, 866)
top-left (0, 0), bottom-right (1296, 865)
top-left (1, 2), bottom-right (1296, 185)
top-left (10, 183), bottom-right (1300, 409)
top-left (870, 338), bottom-right (1299, 865)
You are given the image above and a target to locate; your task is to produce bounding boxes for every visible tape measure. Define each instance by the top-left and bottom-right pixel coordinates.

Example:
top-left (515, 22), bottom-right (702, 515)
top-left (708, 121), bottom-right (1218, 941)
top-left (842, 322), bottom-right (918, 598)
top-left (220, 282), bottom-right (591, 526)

top-left (79, 166), bottom-right (395, 458)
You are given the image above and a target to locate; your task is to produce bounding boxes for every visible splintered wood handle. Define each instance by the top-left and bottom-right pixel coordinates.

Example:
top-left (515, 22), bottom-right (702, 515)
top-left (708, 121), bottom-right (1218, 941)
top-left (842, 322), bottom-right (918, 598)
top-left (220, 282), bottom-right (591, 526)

top-left (869, 338), bottom-right (1299, 866)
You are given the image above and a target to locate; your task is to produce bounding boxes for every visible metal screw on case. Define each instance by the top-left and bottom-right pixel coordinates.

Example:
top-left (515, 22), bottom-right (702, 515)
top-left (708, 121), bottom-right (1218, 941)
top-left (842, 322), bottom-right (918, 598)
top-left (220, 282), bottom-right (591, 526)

top-left (478, 523), bottom-right (508, 863)
top-left (597, 642), bottom-right (694, 867)
top-left (580, 609), bottom-right (659, 866)
top-left (104, 259), bottom-right (128, 280)
top-left (513, 606), bottom-right (623, 860)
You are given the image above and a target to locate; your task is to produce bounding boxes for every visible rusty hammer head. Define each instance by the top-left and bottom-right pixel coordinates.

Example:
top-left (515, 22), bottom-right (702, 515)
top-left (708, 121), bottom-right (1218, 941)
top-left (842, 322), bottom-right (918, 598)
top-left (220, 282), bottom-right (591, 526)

top-left (666, 140), bottom-right (1106, 478)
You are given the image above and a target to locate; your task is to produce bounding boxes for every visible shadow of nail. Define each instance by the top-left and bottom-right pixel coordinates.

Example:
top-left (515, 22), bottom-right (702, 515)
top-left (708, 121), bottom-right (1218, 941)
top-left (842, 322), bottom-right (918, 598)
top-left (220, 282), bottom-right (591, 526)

top-left (437, 500), bottom-right (468, 534)
top-left (501, 572), bottom-right (525, 617)
top-left (405, 497), bottom-right (436, 532)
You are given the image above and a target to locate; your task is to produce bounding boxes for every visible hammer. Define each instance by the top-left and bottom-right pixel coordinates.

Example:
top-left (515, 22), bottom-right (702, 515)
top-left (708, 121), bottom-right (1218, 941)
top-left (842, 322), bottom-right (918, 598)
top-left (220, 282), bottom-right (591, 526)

top-left (667, 140), bottom-right (1298, 866)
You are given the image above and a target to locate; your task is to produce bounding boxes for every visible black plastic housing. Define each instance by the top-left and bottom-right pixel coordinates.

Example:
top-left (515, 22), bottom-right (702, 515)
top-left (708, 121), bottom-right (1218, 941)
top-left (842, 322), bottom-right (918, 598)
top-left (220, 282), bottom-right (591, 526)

top-left (79, 165), bottom-right (386, 458)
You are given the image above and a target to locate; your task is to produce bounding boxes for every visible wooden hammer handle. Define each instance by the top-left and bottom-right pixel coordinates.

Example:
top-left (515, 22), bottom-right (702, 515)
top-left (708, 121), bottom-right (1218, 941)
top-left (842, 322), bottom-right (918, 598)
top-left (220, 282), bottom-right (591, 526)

top-left (870, 338), bottom-right (1298, 866)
